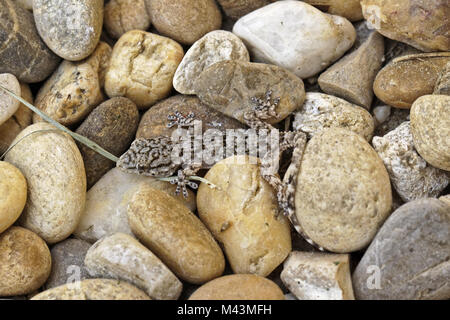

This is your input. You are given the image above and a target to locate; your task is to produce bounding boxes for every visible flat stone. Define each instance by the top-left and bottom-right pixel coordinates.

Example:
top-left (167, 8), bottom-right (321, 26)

top-left (232, 1), bottom-right (356, 79)
top-left (353, 199), bottom-right (450, 300)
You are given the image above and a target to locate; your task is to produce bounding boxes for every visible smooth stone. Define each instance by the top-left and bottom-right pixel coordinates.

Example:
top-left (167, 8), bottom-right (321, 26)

top-left (410, 95), bottom-right (450, 171)
top-left (373, 53), bottom-right (450, 109)
top-left (0, 227), bottom-right (51, 296)
top-left (295, 128), bottom-right (392, 253)
top-left (173, 30), bottom-right (249, 95)
top-left (34, 42), bottom-right (112, 126)
top-left (5, 123), bottom-right (87, 244)
top-left (0, 162), bottom-right (27, 233)
top-left (303, 0), bottom-right (363, 22)
top-left (136, 94), bottom-right (245, 141)
top-left (0, 0), bottom-right (60, 83)
top-left (0, 73), bottom-right (20, 126)
top-left (128, 186), bottom-right (225, 284)
top-left (85, 233), bottom-right (183, 300)
top-left (194, 60), bottom-right (305, 124)
top-left (189, 274), bottom-right (285, 300)
top-left (197, 155), bottom-right (292, 276)
top-left (104, 0), bottom-right (151, 39)
top-left (318, 22), bottom-right (385, 109)
top-left (281, 251), bottom-right (355, 300)
top-left (32, 279), bottom-right (150, 300)
top-left (232, 1), bottom-right (356, 79)
top-left (353, 199), bottom-right (450, 300)
top-left (372, 105), bottom-right (391, 126)
top-left (75, 97), bottom-right (139, 188)
top-left (104, 30), bottom-right (184, 109)
top-left (145, 0), bottom-right (222, 45)
top-left (45, 238), bottom-right (91, 290)
top-left (361, 0), bottom-right (449, 52)
top-left (293, 92), bottom-right (375, 141)
top-left (373, 122), bottom-right (449, 202)
top-left (33, 0), bottom-right (103, 61)
top-left (16, 0), bottom-right (32, 10)
top-left (74, 167), bottom-right (196, 243)
top-left (217, 0), bottom-right (276, 20)
top-left (0, 82), bottom-right (33, 154)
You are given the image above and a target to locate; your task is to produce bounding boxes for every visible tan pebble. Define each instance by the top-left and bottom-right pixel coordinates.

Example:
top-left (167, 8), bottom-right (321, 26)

top-left (104, 0), bottom-right (151, 39)
top-left (0, 73), bottom-right (20, 126)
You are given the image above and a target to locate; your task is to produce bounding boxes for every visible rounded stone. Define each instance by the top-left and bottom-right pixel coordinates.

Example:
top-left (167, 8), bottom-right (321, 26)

top-left (0, 73), bottom-right (20, 126)
top-left (32, 279), bottom-right (151, 300)
top-left (197, 155), bottom-right (292, 276)
top-left (294, 128), bottom-right (392, 253)
top-left (34, 42), bottom-right (112, 126)
top-left (5, 123), bottom-right (87, 244)
top-left (74, 167), bottom-right (196, 243)
top-left (85, 233), bottom-right (183, 300)
top-left (293, 92), bottom-right (375, 141)
top-left (75, 97), bottom-right (139, 188)
top-left (0, 0), bottom-right (60, 83)
top-left (0, 162), bottom-right (27, 233)
top-left (33, 0), bottom-right (104, 61)
top-left (45, 238), bottom-right (92, 290)
top-left (104, 30), bottom-right (184, 109)
top-left (0, 227), bottom-right (51, 296)
top-left (232, 1), bottom-right (356, 79)
top-left (104, 0), bottom-right (151, 39)
top-left (173, 30), bottom-right (249, 95)
top-left (194, 60), bottom-right (305, 124)
top-left (353, 199), bottom-right (450, 300)
top-left (136, 95), bottom-right (245, 142)
top-left (128, 186), bottom-right (225, 284)
top-left (0, 82), bottom-right (33, 154)
top-left (189, 274), bottom-right (285, 300)
top-left (217, 0), bottom-right (277, 20)
top-left (361, 0), bottom-right (449, 52)
top-left (373, 53), bottom-right (450, 109)
top-left (145, 0), bottom-right (222, 45)
top-left (410, 95), bottom-right (450, 171)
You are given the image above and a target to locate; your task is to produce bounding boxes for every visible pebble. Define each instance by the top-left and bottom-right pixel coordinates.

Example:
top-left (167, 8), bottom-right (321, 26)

top-left (303, 0), bottom-right (363, 22)
top-left (318, 22), bottom-right (385, 110)
top-left (0, 0), bottom-right (60, 83)
top-left (34, 42), bottom-right (112, 126)
top-left (0, 73), bottom-right (20, 126)
top-left (5, 123), bottom-right (87, 244)
top-left (373, 53), bottom-right (450, 109)
top-left (189, 274), bottom-right (285, 300)
top-left (32, 279), bottom-right (151, 300)
top-left (0, 82), bottom-right (33, 154)
top-left (361, 0), bottom-right (449, 52)
top-left (128, 186), bottom-right (225, 284)
top-left (33, 0), bottom-right (103, 61)
top-left (104, 0), bottom-right (151, 39)
top-left (410, 95), bottom-right (450, 171)
top-left (232, 1), bottom-right (356, 79)
top-left (0, 162), bottom-right (27, 233)
top-left (44, 238), bottom-right (91, 290)
top-left (197, 155), bottom-right (292, 276)
top-left (85, 233), bottom-right (183, 300)
top-left (373, 122), bottom-right (449, 202)
top-left (104, 30), bottom-right (184, 109)
top-left (74, 167), bottom-right (196, 243)
top-left (145, 0), bottom-right (222, 45)
top-left (293, 92), bottom-right (375, 141)
top-left (281, 251), bottom-right (355, 300)
top-left (217, 0), bottom-right (276, 20)
top-left (75, 97), bottom-right (139, 188)
top-left (294, 128), bottom-right (392, 253)
top-left (372, 105), bottom-right (391, 126)
top-left (0, 227), bottom-right (51, 296)
top-left (353, 199), bottom-right (450, 300)
top-left (194, 60), bottom-right (305, 124)
top-left (136, 94), bottom-right (245, 142)
top-left (173, 30), bottom-right (250, 95)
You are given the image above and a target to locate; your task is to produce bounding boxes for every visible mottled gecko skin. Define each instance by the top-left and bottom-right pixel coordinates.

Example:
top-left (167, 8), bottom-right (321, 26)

top-left (118, 90), bottom-right (323, 250)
